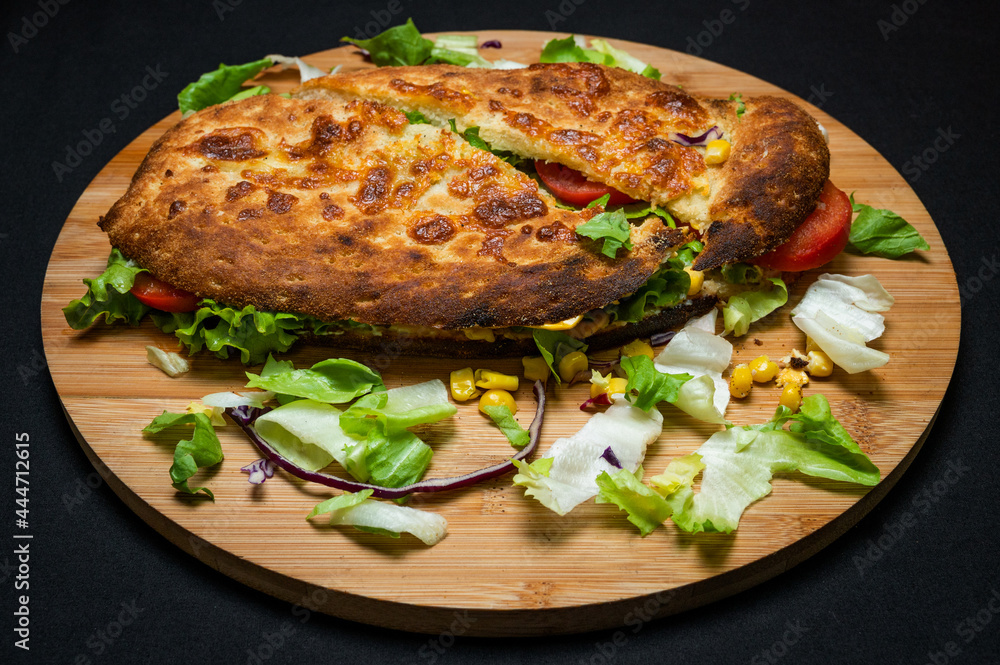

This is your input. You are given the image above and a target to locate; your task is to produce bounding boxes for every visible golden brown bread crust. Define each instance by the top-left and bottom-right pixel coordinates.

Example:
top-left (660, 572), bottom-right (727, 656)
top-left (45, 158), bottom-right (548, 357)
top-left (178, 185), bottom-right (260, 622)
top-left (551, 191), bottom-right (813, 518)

top-left (296, 63), bottom-right (829, 270)
top-left (100, 94), bottom-right (687, 329)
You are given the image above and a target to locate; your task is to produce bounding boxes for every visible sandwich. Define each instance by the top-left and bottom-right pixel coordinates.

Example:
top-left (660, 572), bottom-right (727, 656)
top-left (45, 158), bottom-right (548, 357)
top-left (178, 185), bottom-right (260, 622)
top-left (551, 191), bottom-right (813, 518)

top-left (66, 58), bottom-right (830, 364)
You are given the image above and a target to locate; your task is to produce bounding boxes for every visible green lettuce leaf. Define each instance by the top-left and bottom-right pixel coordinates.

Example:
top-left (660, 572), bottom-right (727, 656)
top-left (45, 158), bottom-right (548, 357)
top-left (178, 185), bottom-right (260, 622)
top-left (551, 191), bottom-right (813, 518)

top-left (448, 120), bottom-right (527, 167)
top-left (539, 36), bottom-right (660, 78)
top-left (345, 427), bottom-right (434, 488)
top-left (427, 34), bottom-right (493, 68)
top-left (575, 208), bottom-right (633, 258)
top-left (620, 354), bottom-right (692, 411)
top-left (669, 395), bottom-right (880, 534)
top-left (63, 248), bottom-right (150, 329)
top-left (595, 467), bottom-right (673, 536)
top-left (848, 194), bottom-right (930, 258)
top-left (308, 489), bottom-right (448, 545)
top-left (405, 109), bottom-right (431, 124)
top-left (719, 262), bottom-right (763, 285)
top-left (224, 84), bottom-right (271, 103)
top-left (341, 18), bottom-right (434, 67)
top-left (722, 277), bottom-right (788, 337)
top-left (151, 301), bottom-right (305, 366)
top-left (530, 329), bottom-right (588, 383)
top-left (177, 58), bottom-right (273, 115)
top-left (143, 411), bottom-right (223, 498)
top-left (245, 355), bottom-right (384, 403)
top-left (605, 259), bottom-right (690, 323)
top-left (339, 379), bottom-right (456, 436)
top-left (649, 453), bottom-right (704, 496)
top-left (482, 405), bottom-right (530, 449)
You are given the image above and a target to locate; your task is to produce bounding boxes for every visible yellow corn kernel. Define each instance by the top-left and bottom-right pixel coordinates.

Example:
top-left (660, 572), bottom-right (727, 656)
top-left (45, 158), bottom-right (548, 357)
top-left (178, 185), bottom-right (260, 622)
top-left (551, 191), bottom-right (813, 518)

top-left (622, 339), bottom-right (655, 360)
top-left (749, 355), bottom-right (779, 383)
top-left (462, 327), bottom-right (496, 342)
top-left (606, 377), bottom-right (630, 397)
top-left (450, 367), bottom-right (481, 402)
top-left (729, 364), bottom-right (753, 398)
top-left (479, 389), bottom-right (517, 415)
top-left (780, 383), bottom-right (802, 412)
top-left (806, 350), bottom-right (834, 377)
top-left (558, 351), bottom-right (589, 382)
top-left (775, 366), bottom-right (810, 388)
top-left (704, 139), bottom-right (731, 165)
top-left (536, 314), bottom-right (584, 331)
top-left (475, 369), bottom-right (519, 391)
top-left (684, 268), bottom-right (704, 296)
top-left (522, 356), bottom-right (551, 382)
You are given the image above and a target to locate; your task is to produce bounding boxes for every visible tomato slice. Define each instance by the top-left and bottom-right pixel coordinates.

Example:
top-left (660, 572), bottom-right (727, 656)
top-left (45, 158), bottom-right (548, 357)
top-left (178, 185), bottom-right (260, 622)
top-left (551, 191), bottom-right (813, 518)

top-left (753, 180), bottom-right (852, 272)
top-left (130, 272), bottom-right (201, 312)
top-left (534, 160), bottom-right (637, 207)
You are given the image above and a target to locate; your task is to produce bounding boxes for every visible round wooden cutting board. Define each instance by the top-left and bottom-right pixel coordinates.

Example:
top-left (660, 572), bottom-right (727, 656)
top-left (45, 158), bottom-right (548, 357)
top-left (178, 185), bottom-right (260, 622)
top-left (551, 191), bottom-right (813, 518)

top-left (40, 31), bottom-right (961, 636)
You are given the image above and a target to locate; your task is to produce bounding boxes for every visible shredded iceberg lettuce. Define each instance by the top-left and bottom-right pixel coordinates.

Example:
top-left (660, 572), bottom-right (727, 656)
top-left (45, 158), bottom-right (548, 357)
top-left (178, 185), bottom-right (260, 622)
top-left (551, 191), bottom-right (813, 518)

top-left (308, 490), bottom-right (448, 546)
top-left (513, 398), bottom-right (662, 515)
top-left (791, 274), bottom-right (894, 373)
top-left (654, 309), bottom-right (733, 423)
top-left (722, 277), bottom-right (788, 337)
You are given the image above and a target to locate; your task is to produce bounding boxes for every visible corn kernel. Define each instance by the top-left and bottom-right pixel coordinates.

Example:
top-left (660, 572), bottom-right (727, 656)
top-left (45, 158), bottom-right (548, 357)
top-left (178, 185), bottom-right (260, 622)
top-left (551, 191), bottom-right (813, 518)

top-left (622, 339), bottom-right (654, 360)
top-left (805, 336), bottom-right (819, 354)
top-left (776, 366), bottom-right (810, 388)
top-left (704, 139), bottom-right (732, 165)
top-left (522, 356), bottom-right (550, 382)
top-left (606, 377), bottom-right (630, 397)
top-left (450, 368), bottom-right (481, 402)
top-left (462, 327), bottom-right (495, 342)
top-left (749, 355), bottom-right (779, 383)
top-left (474, 369), bottom-right (519, 391)
top-left (558, 351), bottom-right (589, 382)
top-left (780, 383), bottom-right (802, 412)
top-left (729, 364), bottom-right (753, 398)
top-left (684, 268), bottom-right (704, 296)
top-left (479, 389), bottom-right (517, 415)
top-left (805, 349), bottom-right (834, 377)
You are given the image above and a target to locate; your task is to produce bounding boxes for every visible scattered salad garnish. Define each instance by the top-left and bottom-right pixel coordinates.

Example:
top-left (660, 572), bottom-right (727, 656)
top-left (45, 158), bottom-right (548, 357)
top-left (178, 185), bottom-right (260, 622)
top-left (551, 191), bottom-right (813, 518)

top-left (142, 411), bottom-right (223, 498)
top-left (848, 194), bottom-right (930, 258)
top-left (307, 489), bottom-right (448, 546)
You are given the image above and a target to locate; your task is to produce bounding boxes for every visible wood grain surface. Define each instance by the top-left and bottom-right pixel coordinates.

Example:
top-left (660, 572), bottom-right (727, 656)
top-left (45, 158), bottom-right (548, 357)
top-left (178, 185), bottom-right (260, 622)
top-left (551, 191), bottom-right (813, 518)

top-left (40, 31), bottom-right (961, 636)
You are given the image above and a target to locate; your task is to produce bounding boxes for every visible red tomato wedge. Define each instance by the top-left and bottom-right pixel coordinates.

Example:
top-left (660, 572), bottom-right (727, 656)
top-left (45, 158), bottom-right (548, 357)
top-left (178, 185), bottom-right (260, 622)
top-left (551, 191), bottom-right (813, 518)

top-left (130, 272), bottom-right (201, 312)
top-left (534, 160), bottom-right (637, 207)
top-left (753, 180), bottom-right (853, 272)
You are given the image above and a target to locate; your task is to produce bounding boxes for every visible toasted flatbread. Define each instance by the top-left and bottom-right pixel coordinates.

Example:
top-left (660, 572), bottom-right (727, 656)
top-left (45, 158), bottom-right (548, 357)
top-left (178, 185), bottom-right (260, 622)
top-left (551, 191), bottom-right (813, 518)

top-left (100, 94), bottom-right (688, 330)
top-left (295, 63), bottom-right (830, 270)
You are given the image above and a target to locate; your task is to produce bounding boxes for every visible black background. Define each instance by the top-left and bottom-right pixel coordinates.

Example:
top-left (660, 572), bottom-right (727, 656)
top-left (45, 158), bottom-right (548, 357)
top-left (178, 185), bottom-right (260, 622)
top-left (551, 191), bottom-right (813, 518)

top-left (2, 0), bottom-right (999, 663)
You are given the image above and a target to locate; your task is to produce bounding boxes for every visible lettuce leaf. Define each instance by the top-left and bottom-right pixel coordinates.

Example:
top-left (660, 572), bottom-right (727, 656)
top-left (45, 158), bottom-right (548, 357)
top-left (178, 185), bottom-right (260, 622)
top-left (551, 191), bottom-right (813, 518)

top-left (177, 57), bottom-right (273, 114)
top-left (482, 405), bottom-right (530, 449)
top-left (620, 354), bottom-right (692, 412)
top-left (790, 273), bottom-right (894, 373)
top-left (143, 411), bottom-right (223, 498)
top-left (427, 34), bottom-right (493, 68)
top-left (574, 208), bottom-right (633, 258)
top-left (722, 277), bottom-right (788, 336)
top-left (341, 18), bottom-right (434, 67)
top-left (539, 35), bottom-right (660, 78)
top-left (649, 453), bottom-right (704, 496)
top-left (595, 467), bottom-right (672, 536)
top-left (849, 194), bottom-right (930, 258)
top-left (668, 395), bottom-right (880, 533)
top-left (604, 259), bottom-right (689, 323)
top-left (339, 379), bottom-right (456, 436)
top-left (531, 329), bottom-right (588, 383)
top-left (245, 355), bottom-right (384, 403)
top-left (447, 120), bottom-right (527, 167)
top-left (151, 301), bottom-right (304, 366)
top-left (308, 490), bottom-right (448, 545)
top-left (347, 427), bottom-right (434, 488)
top-left (63, 248), bottom-right (150, 329)
top-left (654, 309), bottom-right (733, 423)
top-left (513, 399), bottom-right (663, 515)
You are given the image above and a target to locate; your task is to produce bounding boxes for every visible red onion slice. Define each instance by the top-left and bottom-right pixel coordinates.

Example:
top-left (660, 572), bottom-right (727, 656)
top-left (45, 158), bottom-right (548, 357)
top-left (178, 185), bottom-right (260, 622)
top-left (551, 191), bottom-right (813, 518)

top-left (579, 393), bottom-right (612, 411)
top-left (481, 40), bottom-right (502, 48)
top-left (241, 459), bottom-right (275, 484)
top-left (227, 381), bottom-right (546, 499)
top-left (600, 446), bottom-right (623, 469)
top-left (671, 125), bottom-right (722, 147)
top-left (650, 330), bottom-right (677, 347)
